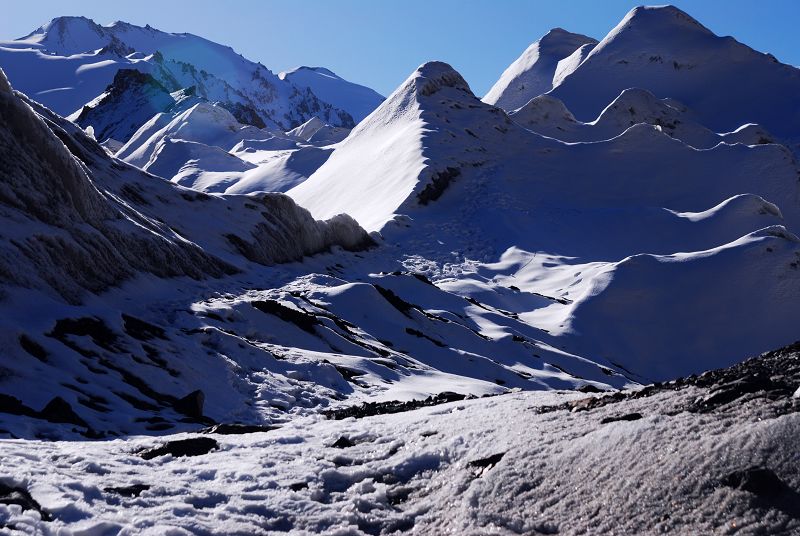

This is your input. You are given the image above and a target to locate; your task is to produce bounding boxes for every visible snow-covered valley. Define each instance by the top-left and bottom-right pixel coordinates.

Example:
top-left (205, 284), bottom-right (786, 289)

top-left (1, 4), bottom-right (799, 534)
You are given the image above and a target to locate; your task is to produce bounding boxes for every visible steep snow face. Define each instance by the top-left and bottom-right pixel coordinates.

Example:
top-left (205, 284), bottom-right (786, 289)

top-left (0, 17), bottom-right (363, 130)
top-left (226, 147), bottom-right (334, 194)
top-left (118, 102), bottom-right (269, 169)
top-left (548, 5), bottom-right (800, 139)
top-left (280, 66), bottom-right (385, 123)
top-left (483, 28), bottom-right (597, 111)
top-left (551, 42), bottom-right (595, 87)
top-left (113, 97), bottom-right (339, 195)
top-left (287, 116), bottom-right (351, 145)
top-left (289, 61), bottom-right (523, 232)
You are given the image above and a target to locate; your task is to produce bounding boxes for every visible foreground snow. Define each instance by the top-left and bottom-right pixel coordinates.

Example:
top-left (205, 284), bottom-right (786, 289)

top-left (2, 345), bottom-right (799, 534)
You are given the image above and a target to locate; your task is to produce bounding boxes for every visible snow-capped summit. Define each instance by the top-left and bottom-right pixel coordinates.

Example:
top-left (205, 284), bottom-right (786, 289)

top-left (289, 61), bottom-right (515, 231)
top-left (0, 17), bottom-right (385, 132)
top-left (548, 5), bottom-right (800, 138)
top-left (280, 66), bottom-right (385, 123)
top-left (18, 15), bottom-right (110, 55)
top-left (483, 28), bottom-right (597, 111)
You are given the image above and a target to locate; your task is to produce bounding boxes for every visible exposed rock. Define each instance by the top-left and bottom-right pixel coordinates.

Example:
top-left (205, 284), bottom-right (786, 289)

top-left (40, 396), bottom-right (88, 427)
top-left (103, 483), bottom-right (150, 497)
top-left (325, 392), bottom-right (468, 420)
top-left (330, 436), bottom-right (356, 449)
top-left (720, 467), bottom-right (800, 517)
top-left (0, 482), bottom-right (51, 521)
top-left (468, 452), bottom-right (505, 477)
top-left (173, 390), bottom-right (205, 419)
top-left (139, 437), bottom-right (219, 460)
top-left (201, 423), bottom-right (278, 435)
top-left (600, 412), bottom-right (643, 424)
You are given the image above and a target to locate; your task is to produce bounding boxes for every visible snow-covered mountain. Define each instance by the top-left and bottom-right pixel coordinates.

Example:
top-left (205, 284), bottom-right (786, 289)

top-left (68, 69), bottom-right (201, 146)
top-left (280, 66), bottom-right (385, 123)
top-left (1, 5), bottom-right (800, 531)
top-left (482, 28), bottom-right (597, 111)
top-left (0, 16), bottom-right (384, 132)
top-left (547, 6), bottom-right (800, 140)
top-left (290, 59), bottom-right (800, 383)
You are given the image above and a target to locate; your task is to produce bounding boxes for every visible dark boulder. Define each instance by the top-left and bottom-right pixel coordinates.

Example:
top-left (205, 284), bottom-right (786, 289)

top-left (201, 423), bottom-right (277, 435)
top-left (103, 483), bottom-right (150, 497)
top-left (173, 390), bottom-right (205, 419)
top-left (0, 482), bottom-right (51, 521)
top-left (40, 397), bottom-right (87, 427)
top-left (139, 437), bottom-right (219, 460)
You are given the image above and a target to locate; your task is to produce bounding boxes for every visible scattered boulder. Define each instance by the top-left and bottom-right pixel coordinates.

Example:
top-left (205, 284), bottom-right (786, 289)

top-left (139, 437), bottom-right (218, 460)
top-left (0, 482), bottom-right (51, 521)
top-left (601, 412), bottom-right (643, 424)
top-left (468, 452), bottom-right (506, 477)
top-left (720, 467), bottom-right (800, 517)
top-left (173, 390), bottom-right (205, 419)
top-left (0, 394), bottom-right (38, 418)
top-left (330, 436), bottom-right (356, 448)
top-left (103, 483), bottom-right (150, 497)
top-left (201, 423), bottom-right (277, 435)
top-left (325, 391), bottom-right (468, 420)
top-left (18, 335), bottom-right (48, 362)
top-left (122, 314), bottom-right (167, 341)
top-left (40, 396), bottom-right (88, 427)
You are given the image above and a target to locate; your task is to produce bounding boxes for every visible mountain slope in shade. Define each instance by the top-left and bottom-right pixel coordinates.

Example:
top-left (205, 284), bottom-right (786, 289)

top-left (548, 5), bottom-right (800, 139)
top-left (510, 88), bottom-right (777, 148)
top-left (280, 66), bottom-right (385, 123)
top-left (0, 68), bottom-right (370, 303)
top-left (69, 69), bottom-right (200, 145)
top-left (0, 16), bottom-right (367, 130)
top-left (483, 28), bottom-right (597, 111)
top-left (563, 226), bottom-right (800, 381)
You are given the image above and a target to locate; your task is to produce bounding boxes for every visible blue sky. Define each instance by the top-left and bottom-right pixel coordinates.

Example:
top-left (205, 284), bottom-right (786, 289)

top-left (3, 1), bottom-right (799, 97)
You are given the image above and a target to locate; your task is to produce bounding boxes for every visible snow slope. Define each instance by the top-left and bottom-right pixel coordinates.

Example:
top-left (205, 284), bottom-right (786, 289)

top-left (483, 28), bottom-right (597, 111)
top-left (0, 17), bottom-right (368, 130)
top-left (547, 5), bottom-right (800, 140)
top-left (2, 344), bottom-right (798, 534)
top-left (280, 66), bottom-right (385, 123)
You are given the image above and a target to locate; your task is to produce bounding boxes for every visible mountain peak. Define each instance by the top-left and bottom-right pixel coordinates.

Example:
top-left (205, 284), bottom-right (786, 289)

top-left (281, 66), bottom-right (339, 80)
top-left (409, 61), bottom-right (473, 98)
top-left (483, 28), bottom-right (596, 110)
top-left (613, 5), bottom-right (713, 37)
top-left (539, 27), bottom-right (596, 48)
